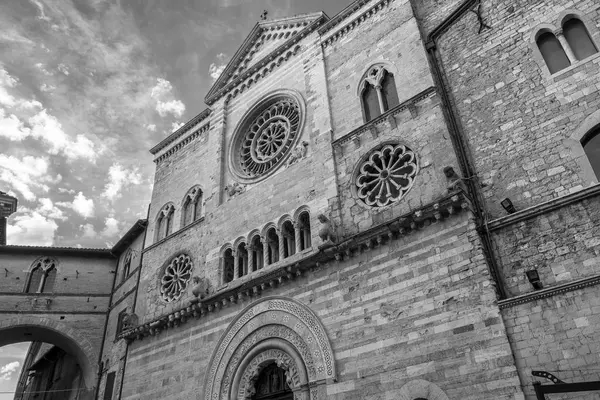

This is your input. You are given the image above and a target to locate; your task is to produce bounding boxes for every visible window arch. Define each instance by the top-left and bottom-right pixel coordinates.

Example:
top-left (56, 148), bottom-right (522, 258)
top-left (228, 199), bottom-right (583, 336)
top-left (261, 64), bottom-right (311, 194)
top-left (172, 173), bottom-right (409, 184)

top-left (236, 242), bottom-right (248, 278)
top-left (251, 362), bottom-right (292, 400)
top-left (182, 186), bottom-right (203, 227)
top-left (121, 250), bottom-right (132, 282)
top-left (265, 227), bottom-right (280, 265)
top-left (297, 211), bottom-right (311, 251)
top-left (582, 124), bottom-right (600, 180)
top-left (359, 64), bottom-right (400, 123)
top-left (280, 220), bottom-right (295, 259)
top-left (155, 203), bottom-right (175, 242)
top-left (26, 257), bottom-right (57, 293)
top-left (563, 17), bottom-right (598, 60)
top-left (250, 234), bottom-right (264, 271)
top-left (222, 248), bottom-right (235, 284)
top-left (536, 30), bottom-right (571, 73)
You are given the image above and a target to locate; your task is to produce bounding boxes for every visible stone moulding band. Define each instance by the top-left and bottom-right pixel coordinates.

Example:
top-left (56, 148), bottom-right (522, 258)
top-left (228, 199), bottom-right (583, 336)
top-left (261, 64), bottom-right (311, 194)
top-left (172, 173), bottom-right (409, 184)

top-left (332, 86), bottom-right (437, 148)
top-left (119, 191), bottom-right (470, 342)
top-left (154, 123), bottom-right (210, 164)
top-left (150, 108), bottom-right (211, 155)
top-left (498, 274), bottom-right (600, 309)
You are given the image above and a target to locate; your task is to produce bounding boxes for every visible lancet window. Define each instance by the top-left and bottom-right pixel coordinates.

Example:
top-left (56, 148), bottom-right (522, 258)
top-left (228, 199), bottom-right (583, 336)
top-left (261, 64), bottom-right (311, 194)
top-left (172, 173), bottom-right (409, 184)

top-left (297, 212), bottom-right (311, 251)
top-left (156, 203), bottom-right (175, 242)
top-left (182, 186), bottom-right (203, 227)
top-left (280, 220), bottom-right (295, 259)
top-left (582, 124), bottom-right (600, 180)
top-left (26, 257), bottom-right (57, 293)
top-left (360, 65), bottom-right (400, 122)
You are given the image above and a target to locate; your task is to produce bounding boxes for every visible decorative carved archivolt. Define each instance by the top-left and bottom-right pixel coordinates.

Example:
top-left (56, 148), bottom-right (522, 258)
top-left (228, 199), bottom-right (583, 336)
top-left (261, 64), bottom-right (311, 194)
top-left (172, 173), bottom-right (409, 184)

top-left (204, 296), bottom-right (335, 400)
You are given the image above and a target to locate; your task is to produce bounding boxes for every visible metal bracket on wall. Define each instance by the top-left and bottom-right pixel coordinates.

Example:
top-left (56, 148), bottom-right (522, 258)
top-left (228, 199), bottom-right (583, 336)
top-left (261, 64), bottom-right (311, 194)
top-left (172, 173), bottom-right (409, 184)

top-left (470, 0), bottom-right (491, 34)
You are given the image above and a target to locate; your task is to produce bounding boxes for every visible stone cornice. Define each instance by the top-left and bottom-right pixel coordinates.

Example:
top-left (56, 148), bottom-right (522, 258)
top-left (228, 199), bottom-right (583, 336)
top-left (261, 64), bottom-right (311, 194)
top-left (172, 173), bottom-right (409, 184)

top-left (149, 108), bottom-right (211, 156)
top-left (119, 191), bottom-right (470, 342)
top-left (332, 86), bottom-right (437, 148)
top-left (205, 15), bottom-right (328, 105)
top-left (320, 0), bottom-right (393, 48)
top-left (153, 123), bottom-right (210, 165)
top-left (487, 184), bottom-right (600, 232)
top-left (0, 245), bottom-right (114, 258)
top-left (498, 274), bottom-right (600, 309)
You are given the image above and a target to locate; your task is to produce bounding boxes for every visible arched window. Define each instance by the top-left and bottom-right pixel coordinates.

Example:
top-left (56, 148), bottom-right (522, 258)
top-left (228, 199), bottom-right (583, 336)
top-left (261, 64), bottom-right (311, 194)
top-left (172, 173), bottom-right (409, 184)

top-left (360, 65), bottom-right (400, 122)
top-left (26, 258), bottom-right (57, 293)
top-left (121, 250), bottom-right (132, 282)
top-left (298, 212), bottom-right (311, 251)
top-left (582, 124), bottom-right (600, 180)
top-left (237, 243), bottom-right (248, 278)
top-left (182, 187), bottom-right (203, 227)
top-left (266, 227), bottom-right (279, 265)
top-left (251, 235), bottom-right (264, 271)
top-left (281, 221), bottom-right (295, 259)
top-left (251, 363), bottom-right (292, 400)
top-left (223, 249), bottom-right (235, 284)
top-left (563, 18), bottom-right (598, 60)
top-left (537, 31), bottom-right (571, 73)
top-left (155, 204), bottom-right (175, 242)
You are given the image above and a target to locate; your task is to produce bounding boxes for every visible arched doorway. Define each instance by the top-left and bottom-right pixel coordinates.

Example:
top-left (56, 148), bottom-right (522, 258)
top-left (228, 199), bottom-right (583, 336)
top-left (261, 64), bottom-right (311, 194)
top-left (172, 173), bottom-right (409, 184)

top-left (0, 318), bottom-right (98, 400)
top-left (251, 363), bottom-right (293, 400)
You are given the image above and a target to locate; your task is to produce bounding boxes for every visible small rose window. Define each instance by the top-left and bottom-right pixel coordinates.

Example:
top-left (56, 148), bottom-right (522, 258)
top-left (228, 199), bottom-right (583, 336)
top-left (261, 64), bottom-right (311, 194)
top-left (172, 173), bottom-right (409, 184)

top-left (355, 143), bottom-right (418, 207)
top-left (160, 254), bottom-right (193, 302)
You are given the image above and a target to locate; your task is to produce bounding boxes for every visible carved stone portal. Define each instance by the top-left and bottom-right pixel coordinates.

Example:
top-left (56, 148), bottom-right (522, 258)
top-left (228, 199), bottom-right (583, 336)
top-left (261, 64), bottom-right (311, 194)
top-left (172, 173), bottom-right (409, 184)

top-left (203, 296), bottom-right (335, 400)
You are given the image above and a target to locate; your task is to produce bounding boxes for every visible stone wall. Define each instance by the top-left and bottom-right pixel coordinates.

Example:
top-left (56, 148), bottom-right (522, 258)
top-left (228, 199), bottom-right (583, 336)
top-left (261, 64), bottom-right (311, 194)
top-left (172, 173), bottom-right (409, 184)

top-left (122, 214), bottom-right (524, 399)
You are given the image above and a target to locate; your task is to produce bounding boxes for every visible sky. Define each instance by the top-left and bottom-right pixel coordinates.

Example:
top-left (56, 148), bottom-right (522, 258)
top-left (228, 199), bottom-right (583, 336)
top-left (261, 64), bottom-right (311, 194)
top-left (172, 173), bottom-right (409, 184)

top-left (0, 0), bottom-right (350, 397)
top-left (0, 0), bottom-right (349, 249)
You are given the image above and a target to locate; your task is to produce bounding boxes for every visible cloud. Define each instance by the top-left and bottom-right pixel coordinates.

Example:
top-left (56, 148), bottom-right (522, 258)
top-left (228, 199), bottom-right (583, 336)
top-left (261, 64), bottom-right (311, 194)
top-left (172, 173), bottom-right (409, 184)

top-left (171, 121), bottom-right (184, 132)
top-left (58, 187), bottom-right (75, 194)
top-left (102, 163), bottom-right (142, 201)
top-left (0, 361), bottom-right (20, 380)
top-left (0, 155), bottom-right (55, 201)
top-left (150, 78), bottom-right (185, 118)
top-left (0, 109), bottom-right (30, 141)
top-left (71, 192), bottom-right (95, 218)
top-left (146, 123), bottom-right (156, 132)
top-left (101, 217), bottom-right (119, 237)
top-left (208, 54), bottom-right (228, 82)
top-left (37, 198), bottom-right (67, 220)
top-left (80, 223), bottom-right (96, 238)
top-left (7, 212), bottom-right (58, 246)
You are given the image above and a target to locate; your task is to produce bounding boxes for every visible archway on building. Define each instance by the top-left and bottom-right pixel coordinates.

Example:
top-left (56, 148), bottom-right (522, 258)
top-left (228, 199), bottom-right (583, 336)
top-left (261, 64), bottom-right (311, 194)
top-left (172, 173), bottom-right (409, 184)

top-left (250, 362), bottom-right (293, 400)
top-left (0, 322), bottom-right (96, 400)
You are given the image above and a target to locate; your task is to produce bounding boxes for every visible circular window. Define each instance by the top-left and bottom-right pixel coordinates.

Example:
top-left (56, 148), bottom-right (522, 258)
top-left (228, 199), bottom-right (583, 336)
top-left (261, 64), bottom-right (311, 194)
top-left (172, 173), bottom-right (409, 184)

top-left (160, 254), bottom-right (193, 302)
top-left (355, 143), bottom-right (418, 207)
top-left (230, 91), bottom-right (305, 182)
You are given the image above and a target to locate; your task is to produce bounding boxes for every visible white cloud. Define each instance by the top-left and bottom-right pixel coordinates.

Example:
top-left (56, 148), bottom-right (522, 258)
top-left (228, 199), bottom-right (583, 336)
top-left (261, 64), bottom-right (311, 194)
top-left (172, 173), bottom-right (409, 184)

top-left (150, 78), bottom-right (185, 118)
top-left (35, 63), bottom-right (53, 76)
top-left (29, 0), bottom-right (51, 21)
top-left (28, 110), bottom-right (97, 161)
top-left (57, 63), bottom-right (69, 75)
top-left (146, 123), bottom-right (156, 132)
top-left (58, 187), bottom-right (75, 194)
top-left (71, 192), bottom-right (95, 218)
top-left (209, 63), bottom-right (226, 82)
top-left (40, 83), bottom-right (56, 92)
top-left (0, 155), bottom-right (54, 201)
top-left (0, 109), bottom-right (30, 141)
top-left (80, 223), bottom-right (97, 238)
top-left (0, 67), bottom-right (18, 107)
top-left (7, 212), bottom-right (57, 246)
top-left (102, 163), bottom-right (142, 201)
top-left (101, 217), bottom-right (119, 237)
top-left (37, 198), bottom-right (67, 220)
top-left (0, 361), bottom-right (20, 380)
top-left (171, 121), bottom-right (184, 132)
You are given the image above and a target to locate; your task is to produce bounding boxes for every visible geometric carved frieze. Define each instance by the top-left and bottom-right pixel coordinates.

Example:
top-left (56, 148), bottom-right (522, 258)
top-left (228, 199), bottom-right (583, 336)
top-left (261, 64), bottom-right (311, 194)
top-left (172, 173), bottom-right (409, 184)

top-left (204, 296), bottom-right (335, 400)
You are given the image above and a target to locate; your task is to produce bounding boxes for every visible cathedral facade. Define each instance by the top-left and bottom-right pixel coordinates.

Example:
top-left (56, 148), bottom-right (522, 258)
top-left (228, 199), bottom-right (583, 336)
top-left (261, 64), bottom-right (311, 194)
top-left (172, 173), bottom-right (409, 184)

top-left (3, 0), bottom-right (600, 399)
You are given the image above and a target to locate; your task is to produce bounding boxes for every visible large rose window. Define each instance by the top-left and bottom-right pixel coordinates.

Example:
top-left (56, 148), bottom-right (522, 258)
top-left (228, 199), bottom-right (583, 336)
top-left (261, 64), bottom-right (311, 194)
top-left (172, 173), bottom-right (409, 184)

top-left (160, 254), bottom-right (193, 302)
top-left (230, 91), bottom-right (304, 182)
top-left (355, 143), bottom-right (418, 207)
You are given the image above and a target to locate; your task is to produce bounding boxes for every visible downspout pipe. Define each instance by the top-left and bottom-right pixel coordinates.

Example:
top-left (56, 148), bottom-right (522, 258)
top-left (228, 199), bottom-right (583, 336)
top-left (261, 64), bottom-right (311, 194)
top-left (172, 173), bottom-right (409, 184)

top-left (421, 0), bottom-right (507, 299)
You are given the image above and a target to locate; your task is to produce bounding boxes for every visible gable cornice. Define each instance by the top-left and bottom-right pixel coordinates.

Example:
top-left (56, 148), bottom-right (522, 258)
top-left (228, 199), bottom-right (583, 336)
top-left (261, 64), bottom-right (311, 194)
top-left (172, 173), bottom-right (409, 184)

top-left (205, 13), bottom-right (329, 105)
top-left (149, 108), bottom-right (211, 155)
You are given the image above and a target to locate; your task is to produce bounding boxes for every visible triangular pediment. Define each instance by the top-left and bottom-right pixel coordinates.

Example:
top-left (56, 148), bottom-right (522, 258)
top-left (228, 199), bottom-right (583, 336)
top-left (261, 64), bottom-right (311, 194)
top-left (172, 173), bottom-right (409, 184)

top-left (205, 12), bottom-right (327, 104)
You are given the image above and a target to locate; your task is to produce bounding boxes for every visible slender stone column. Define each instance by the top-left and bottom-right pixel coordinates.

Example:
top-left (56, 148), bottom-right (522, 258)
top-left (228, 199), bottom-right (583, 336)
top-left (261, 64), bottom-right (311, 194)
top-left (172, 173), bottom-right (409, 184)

top-left (375, 84), bottom-right (385, 114)
top-left (294, 222), bottom-right (301, 254)
top-left (247, 244), bottom-right (254, 273)
top-left (277, 228), bottom-right (284, 262)
top-left (262, 236), bottom-right (269, 266)
top-left (555, 29), bottom-right (577, 64)
top-left (232, 249), bottom-right (239, 279)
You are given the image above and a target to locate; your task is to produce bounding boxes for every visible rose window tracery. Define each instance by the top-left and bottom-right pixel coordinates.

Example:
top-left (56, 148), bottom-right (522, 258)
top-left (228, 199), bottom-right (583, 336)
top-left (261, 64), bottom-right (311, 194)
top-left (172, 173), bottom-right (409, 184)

top-left (355, 143), bottom-right (418, 207)
top-left (230, 92), bottom-right (304, 182)
top-left (160, 254), bottom-right (193, 302)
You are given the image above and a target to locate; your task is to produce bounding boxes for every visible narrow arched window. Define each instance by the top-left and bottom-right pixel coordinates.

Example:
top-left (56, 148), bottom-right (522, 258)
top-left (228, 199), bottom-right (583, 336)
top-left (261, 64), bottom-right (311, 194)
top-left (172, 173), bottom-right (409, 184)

top-left (582, 124), bottom-right (600, 180)
top-left (156, 204), bottom-right (175, 241)
top-left (266, 227), bottom-right (279, 265)
top-left (537, 31), bottom-right (571, 73)
top-left (237, 243), bottom-right (248, 277)
top-left (563, 18), bottom-right (598, 60)
top-left (281, 221), bottom-right (295, 258)
top-left (26, 258), bottom-right (57, 293)
top-left (121, 251), bottom-right (132, 282)
top-left (223, 249), bottom-right (235, 283)
top-left (360, 65), bottom-right (401, 122)
top-left (182, 187), bottom-right (202, 227)
top-left (298, 212), bottom-right (311, 251)
top-left (251, 235), bottom-right (263, 271)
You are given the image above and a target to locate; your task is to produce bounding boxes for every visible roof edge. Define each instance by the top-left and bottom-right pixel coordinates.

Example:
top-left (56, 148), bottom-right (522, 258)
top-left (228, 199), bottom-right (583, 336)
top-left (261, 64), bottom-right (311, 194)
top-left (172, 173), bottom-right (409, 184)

top-left (0, 245), bottom-right (115, 257)
top-left (149, 108), bottom-right (211, 155)
top-left (111, 219), bottom-right (148, 255)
